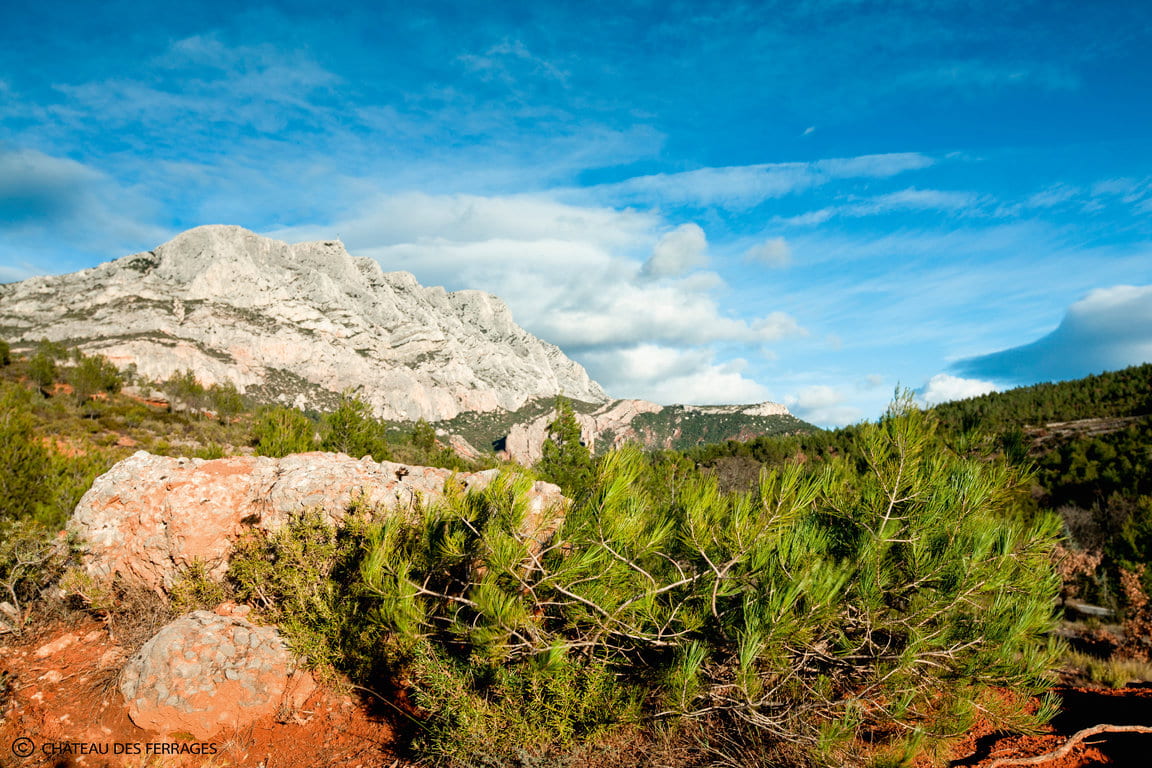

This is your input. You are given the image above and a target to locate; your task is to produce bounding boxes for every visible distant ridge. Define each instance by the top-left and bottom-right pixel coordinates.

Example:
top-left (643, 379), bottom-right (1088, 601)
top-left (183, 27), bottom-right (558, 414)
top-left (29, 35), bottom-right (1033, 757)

top-left (0, 225), bottom-right (608, 421)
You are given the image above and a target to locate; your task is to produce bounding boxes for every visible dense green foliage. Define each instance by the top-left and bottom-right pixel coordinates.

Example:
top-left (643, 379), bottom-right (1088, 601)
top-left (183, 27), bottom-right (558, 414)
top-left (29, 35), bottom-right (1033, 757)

top-left (932, 363), bottom-right (1152, 434)
top-left (28, 352), bottom-right (58, 391)
top-left (0, 383), bottom-right (53, 522)
top-left (687, 365), bottom-right (1152, 621)
top-left (67, 351), bottom-right (124, 404)
top-left (320, 392), bottom-right (392, 461)
top-left (225, 399), bottom-right (1061, 766)
top-left (537, 397), bottom-right (595, 497)
top-left (252, 406), bottom-right (317, 457)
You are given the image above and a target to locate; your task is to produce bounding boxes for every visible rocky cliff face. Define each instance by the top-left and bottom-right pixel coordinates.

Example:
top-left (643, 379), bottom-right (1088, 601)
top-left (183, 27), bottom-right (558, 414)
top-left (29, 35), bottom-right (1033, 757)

top-left (501, 399), bottom-right (802, 465)
top-left (0, 225), bottom-right (607, 421)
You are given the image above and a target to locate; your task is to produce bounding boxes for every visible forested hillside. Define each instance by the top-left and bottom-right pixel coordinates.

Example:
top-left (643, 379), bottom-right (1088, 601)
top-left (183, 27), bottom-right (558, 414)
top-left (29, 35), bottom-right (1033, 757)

top-left (686, 365), bottom-right (1152, 631)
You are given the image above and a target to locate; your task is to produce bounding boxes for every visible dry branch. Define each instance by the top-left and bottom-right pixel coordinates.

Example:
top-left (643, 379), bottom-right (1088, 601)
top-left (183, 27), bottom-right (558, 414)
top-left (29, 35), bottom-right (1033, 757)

top-left (985, 723), bottom-right (1152, 767)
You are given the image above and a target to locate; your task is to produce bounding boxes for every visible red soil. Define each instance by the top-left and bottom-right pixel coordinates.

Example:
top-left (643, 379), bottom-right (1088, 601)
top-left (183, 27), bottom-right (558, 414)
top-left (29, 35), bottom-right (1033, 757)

top-left (943, 685), bottom-right (1152, 767)
top-left (0, 621), bottom-right (411, 768)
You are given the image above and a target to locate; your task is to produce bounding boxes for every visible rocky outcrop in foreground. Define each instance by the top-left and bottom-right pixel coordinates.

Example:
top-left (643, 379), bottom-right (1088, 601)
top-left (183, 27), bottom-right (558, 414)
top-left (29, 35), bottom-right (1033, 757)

top-left (0, 225), bottom-right (607, 420)
top-left (69, 451), bottom-right (567, 593)
top-left (120, 608), bottom-right (314, 738)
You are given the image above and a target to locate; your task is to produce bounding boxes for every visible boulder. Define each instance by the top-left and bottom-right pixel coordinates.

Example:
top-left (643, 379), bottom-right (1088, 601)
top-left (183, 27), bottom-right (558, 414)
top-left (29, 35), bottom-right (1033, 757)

top-left (70, 451), bottom-right (567, 592)
top-left (120, 610), bottom-right (314, 737)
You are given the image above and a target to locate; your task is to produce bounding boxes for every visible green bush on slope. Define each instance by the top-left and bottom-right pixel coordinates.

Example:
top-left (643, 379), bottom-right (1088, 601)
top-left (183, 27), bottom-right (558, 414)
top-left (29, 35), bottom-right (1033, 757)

top-left (343, 397), bottom-right (1062, 765)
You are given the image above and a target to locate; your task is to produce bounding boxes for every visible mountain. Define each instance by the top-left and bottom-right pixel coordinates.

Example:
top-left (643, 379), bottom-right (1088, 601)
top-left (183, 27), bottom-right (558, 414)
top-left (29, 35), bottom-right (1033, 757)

top-left (0, 225), bottom-right (807, 452)
top-left (0, 225), bottom-right (607, 421)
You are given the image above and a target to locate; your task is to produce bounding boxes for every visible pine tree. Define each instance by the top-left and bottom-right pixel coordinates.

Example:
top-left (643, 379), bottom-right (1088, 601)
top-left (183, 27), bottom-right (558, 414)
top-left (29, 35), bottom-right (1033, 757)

top-left (538, 396), bottom-right (594, 497)
top-left (321, 392), bottom-right (390, 461)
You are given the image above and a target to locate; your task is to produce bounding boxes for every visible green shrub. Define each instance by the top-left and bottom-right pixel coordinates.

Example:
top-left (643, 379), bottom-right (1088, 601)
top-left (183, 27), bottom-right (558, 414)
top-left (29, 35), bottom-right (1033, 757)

top-left (28, 352), bottom-right (57, 391)
top-left (37, 449), bottom-right (116, 529)
top-left (405, 639), bottom-right (639, 767)
top-left (0, 339), bottom-right (10, 366)
top-left (253, 406), bottom-right (316, 457)
top-left (0, 383), bottom-right (52, 522)
top-left (206, 381), bottom-right (246, 421)
top-left (228, 507), bottom-right (374, 675)
top-left (320, 392), bottom-right (390, 461)
top-left (67, 352), bottom-right (123, 404)
top-left (170, 561), bottom-right (232, 613)
top-left (0, 519), bottom-right (68, 635)
top-left (410, 418), bottom-right (437, 454)
top-left (537, 396), bottom-right (594, 497)
top-left (356, 397), bottom-right (1061, 765)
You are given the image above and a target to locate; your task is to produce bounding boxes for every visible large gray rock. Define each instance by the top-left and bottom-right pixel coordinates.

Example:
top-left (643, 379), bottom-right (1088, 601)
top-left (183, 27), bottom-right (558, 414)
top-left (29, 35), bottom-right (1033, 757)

top-left (69, 451), bottom-right (568, 592)
top-left (0, 225), bottom-right (608, 421)
top-left (120, 610), bottom-right (314, 737)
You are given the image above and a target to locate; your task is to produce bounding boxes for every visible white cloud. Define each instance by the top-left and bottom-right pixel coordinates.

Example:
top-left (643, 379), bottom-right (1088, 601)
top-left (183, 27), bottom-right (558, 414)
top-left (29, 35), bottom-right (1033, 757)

top-left (918, 373), bottom-right (999, 405)
top-left (744, 236), bottom-right (791, 267)
top-left (270, 192), bottom-right (806, 403)
top-left (1025, 184), bottom-right (1080, 208)
top-left (776, 187), bottom-right (982, 227)
top-left (861, 187), bottom-right (981, 213)
top-left (783, 385), bottom-right (861, 427)
top-left (643, 223), bottom-right (708, 277)
top-left (954, 284), bottom-right (1152, 384)
top-left (579, 345), bottom-right (772, 405)
top-left (591, 152), bottom-right (934, 210)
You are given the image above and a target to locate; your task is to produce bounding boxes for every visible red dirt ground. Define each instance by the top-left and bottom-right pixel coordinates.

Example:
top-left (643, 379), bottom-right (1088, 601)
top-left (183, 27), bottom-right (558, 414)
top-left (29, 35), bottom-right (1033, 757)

top-left (0, 621), bottom-right (412, 768)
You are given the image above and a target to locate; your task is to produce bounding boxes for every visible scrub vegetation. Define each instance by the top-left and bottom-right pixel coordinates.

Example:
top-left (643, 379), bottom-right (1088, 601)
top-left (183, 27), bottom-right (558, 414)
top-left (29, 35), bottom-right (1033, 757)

top-left (6, 337), bottom-right (1152, 765)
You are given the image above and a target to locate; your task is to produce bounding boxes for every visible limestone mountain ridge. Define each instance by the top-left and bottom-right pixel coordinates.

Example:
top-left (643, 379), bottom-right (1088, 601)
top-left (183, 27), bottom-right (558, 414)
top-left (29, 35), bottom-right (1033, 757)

top-left (0, 225), bottom-right (809, 453)
top-left (0, 225), bottom-right (607, 421)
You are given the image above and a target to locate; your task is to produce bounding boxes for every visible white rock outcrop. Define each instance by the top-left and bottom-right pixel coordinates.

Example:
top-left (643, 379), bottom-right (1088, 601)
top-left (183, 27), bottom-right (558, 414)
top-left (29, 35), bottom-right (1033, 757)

top-left (69, 451), bottom-right (568, 592)
top-left (0, 225), bottom-right (607, 421)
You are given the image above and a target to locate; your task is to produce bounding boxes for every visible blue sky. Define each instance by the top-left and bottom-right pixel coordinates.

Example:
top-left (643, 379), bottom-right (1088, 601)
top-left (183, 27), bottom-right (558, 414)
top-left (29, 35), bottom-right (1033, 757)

top-left (2, 0), bottom-right (1151, 426)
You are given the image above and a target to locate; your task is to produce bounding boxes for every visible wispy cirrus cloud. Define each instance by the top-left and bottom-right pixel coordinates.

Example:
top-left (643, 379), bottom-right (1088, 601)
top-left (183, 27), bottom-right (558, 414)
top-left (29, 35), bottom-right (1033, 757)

top-left (587, 153), bottom-right (935, 210)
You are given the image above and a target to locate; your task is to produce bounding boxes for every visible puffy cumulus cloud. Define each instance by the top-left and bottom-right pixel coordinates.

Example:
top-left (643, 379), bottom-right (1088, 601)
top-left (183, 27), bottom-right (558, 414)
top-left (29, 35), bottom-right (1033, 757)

top-left (953, 284), bottom-right (1152, 384)
top-left (783, 385), bottom-right (861, 427)
top-left (744, 236), bottom-right (791, 268)
top-left (578, 345), bottom-right (772, 405)
top-left (272, 192), bottom-right (805, 404)
top-left (918, 374), bottom-right (998, 405)
top-left (642, 223), bottom-right (708, 278)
